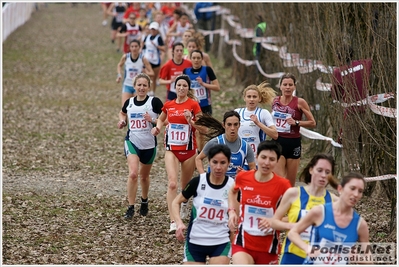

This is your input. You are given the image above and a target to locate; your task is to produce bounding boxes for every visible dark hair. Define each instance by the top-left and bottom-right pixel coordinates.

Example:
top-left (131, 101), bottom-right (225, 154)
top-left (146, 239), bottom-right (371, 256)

top-left (208, 144), bottom-right (231, 162)
top-left (172, 42), bottom-right (184, 55)
top-left (223, 110), bottom-right (240, 124)
top-left (129, 39), bottom-right (141, 47)
top-left (174, 74), bottom-right (191, 89)
top-left (173, 8), bottom-right (183, 16)
top-left (194, 110), bottom-right (240, 142)
top-left (256, 140), bottom-right (282, 159)
top-left (278, 73), bottom-right (296, 86)
top-left (174, 74), bottom-right (196, 100)
top-left (299, 153), bottom-right (339, 189)
top-left (181, 12), bottom-right (189, 18)
top-left (172, 42), bottom-right (184, 51)
top-left (190, 49), bottom-right (203, 59)
top-left (341, 172), bottom-right (365, 188)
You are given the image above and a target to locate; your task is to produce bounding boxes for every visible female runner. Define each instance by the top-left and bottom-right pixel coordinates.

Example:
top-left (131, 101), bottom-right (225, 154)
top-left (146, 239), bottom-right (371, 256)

top-left (271, 73), bottom-right (316, 186)
top-left (116, 39), bottom-right (154, 106)
top-left (228, 140), bottom-right (291, 264)
top-left (171, 144), bottom-right (234, 265)
top-left (151, 74), bottom-right (202, 234)
top-left (287, 172), bottom-right (371, 265)
top-left (117, 73), bottom-right (163, 219)
top-left (235, 81), bottom-right (278, 169)
top-left (270, 153), bottom-right (339, 264)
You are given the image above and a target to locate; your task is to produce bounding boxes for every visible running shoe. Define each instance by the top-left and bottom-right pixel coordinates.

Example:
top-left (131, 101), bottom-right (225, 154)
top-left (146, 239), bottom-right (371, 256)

top-left (180, 202), bottom-right (189, 220)
top-left (124, 205), bottom-right (134, 220)
top-left (140, 201), bottom-right (148, 216)
top-left (169, 221), bottom-right (177, 234)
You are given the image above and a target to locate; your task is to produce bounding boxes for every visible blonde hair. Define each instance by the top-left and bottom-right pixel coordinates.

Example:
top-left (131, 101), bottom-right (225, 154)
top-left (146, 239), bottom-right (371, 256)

top-left (187, 89), bottom-right (197, 101)
top-left (242, 81), bottom-right (276, 105)
top-left (133, 73), bottom-right (152, 87)
top-left (187, 32), bottom-right (205, 51)
top-left (152, 10), bottom-right (163, 18)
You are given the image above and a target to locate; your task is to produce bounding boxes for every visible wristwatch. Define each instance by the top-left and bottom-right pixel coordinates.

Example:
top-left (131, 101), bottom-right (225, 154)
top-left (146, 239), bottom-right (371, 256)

top-left (295, 120), bottom-right (300, 126)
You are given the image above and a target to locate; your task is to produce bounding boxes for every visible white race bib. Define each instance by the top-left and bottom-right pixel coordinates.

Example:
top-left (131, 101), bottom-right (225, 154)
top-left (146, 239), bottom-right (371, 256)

top-left (242, 204), bottom-right (274, 236)
top-left (300, 209), bottom-right (312, 241)
top-left (191, 80), bottom-right (207, 100)
top-left (146, 49), bottom-right (155, 60)
top-left (169, 73), bottom-right (179, 93)
top-left (242, 137), bottom-right (257, 153)
top-left (196, 197), bottom-right (227, 225)
top-left (167, 123), bottom-right (190, 145)
top-left (128, 68), bottom-right (139, 79)
top-left (129, 113), bottom-right (150, 133)
top-left (272, 111), bottom-right (291, 133)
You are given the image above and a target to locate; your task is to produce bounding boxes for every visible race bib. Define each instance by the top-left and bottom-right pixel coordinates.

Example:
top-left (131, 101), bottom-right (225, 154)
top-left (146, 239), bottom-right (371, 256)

top-left (242, 204), bottom-right (274, 236)
top-left (167, 123), bottom-right (190, 145)
top-left (146, 49), bottom-right (155, 60)
top-left (197, 197), bottom-right (226, 225)
top-left (300, 209), bottom-right (312, 241)
top-left (242, 137), bottom-right (257, 153)
top-left (169, 73), bottom-right (180, 93)
top-left (116, 13), bottom-right (124, 23)
top-left (272, 111), bottom-right (291, 133)
top-left (128, 68), bottom-right (138, 79)
top-left (129, 113), bottom-right (150, 133)
top-left (191, 80), bottom-right (207, 100)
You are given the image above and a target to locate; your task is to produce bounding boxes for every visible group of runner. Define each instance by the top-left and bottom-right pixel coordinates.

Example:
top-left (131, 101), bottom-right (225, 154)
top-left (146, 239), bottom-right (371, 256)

top-left (103, 2), bottom-right (205, 99)
top-left (117, 72), bottom-right (371, 265)
top-left (113, 3), bottom-right (372, 265)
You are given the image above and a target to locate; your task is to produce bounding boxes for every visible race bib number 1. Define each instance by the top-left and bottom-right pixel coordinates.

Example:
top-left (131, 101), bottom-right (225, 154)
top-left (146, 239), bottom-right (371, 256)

top-left (242, 204), bottom-right (274, 236)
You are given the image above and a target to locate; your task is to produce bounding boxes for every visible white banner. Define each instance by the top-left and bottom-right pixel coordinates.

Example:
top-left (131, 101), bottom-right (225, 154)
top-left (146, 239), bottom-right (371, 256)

top-left (333, 93), bottom-right (396, 108)
top-left (364, 174), bottom-right (397, 182)
top-left (300, 128), bottom-right (343, 148)
top-left (367, 99), bottom-right (397, 118)
top-left (315, 78), bottom-right (333, 91)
